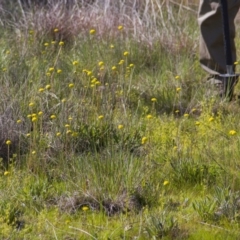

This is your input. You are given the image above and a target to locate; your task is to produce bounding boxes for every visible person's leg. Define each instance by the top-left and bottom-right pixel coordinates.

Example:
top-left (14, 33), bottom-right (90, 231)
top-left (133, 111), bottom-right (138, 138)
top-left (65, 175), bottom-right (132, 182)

top-left (198, 0), bottom-right (240, 75)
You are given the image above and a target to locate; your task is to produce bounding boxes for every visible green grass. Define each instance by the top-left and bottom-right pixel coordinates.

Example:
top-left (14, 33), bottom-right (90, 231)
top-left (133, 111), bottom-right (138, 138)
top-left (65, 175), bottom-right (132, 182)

top-left (1, 1), bottom-right (240, 239)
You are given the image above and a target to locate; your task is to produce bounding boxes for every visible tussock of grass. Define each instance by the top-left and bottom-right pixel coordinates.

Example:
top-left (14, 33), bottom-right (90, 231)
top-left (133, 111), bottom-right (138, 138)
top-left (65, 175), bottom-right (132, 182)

top-left (1, 0), bottom-right (240, 239)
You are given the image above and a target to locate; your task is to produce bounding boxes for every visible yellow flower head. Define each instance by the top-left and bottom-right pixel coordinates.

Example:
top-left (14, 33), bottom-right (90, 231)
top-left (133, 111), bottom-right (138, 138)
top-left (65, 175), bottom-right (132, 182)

top-left (183, 114), bottom-right (189, 117)
top-left (112, 66), bottom-right (117, 71)
top-left (146, 114), bottom-right (153, 119)
top-left (4, 171), bottom-right (10, 176)
top-left (89, 29), bottom-right (96, 34)
top-left (163, 180), bottom-right (169, 186)
top-left (141, 137), bottom-right (148, 145)
top-left (56, 132), bottom-right (61, 137)
top-left (82, 206), bottom-right (89, 211)
top-left (195, 121), bottom-right (200, 126)
top-left (98, 115), bottom-right (104, 120)
top-left (208, 117), bottom-right (214, 122)
top-left (29, 102), bottom-right (34, 107)
top-left (44, 42), bottom-right (49, 47)
top-left (118, 60), bottom-right (124, 65)
top-left (98, 61), bottom-right (104, 67)
top-left (229, 130), bottom-right (237, 136)
top-left (175, 75), bottom-right (180, 80)
top-left (72, 60), bottom-right (79, 66)
top-left (57, 69), bottom-right (62, 74)
top-left (38, 88), bottom-right (45, 93)
top-left (50, 115), bottom-right (56, 120)
top-left (59, 41), bottom-right (64, 46)
top-left (32, 117), bottom-right (37, 122)
top-left (110, 44), bottom-right (114, 49)
top-left (123, 51), bottom-right (129, 56)
top-left (118, 25), bottom-right (123, 30)
top-left (118, 124), bottom-right (124, 129)
top-left (17, 119), bottom-right (22, 124)
top-left (6, 140), bottom-right (11, 145)
top-left (38, 111), bottom-right (43, 116)
top-left (45, 84), bottom-right (51, 90)
top-left (176, 87), bottom-right (181, 93)
top-left (49, 67), bottom-right (54, 72)
top-left (54, 28), bottom-right (59, 33)
top-left (69, 83), bottom-right (74, 88)
top-left (151, 98), bottom-right (157, 102)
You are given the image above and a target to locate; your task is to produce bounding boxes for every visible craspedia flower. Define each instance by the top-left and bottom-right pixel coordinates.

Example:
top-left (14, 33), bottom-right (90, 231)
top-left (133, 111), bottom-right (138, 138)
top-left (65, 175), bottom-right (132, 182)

top-left (68, 83), bottom-right (74, 88)
top-left (229, 130), bottom-right (237, 136)
top-left (209, 117), bottom-right (214, 122)
top-left (141, 137), bottom-right (148, 144)
top-left (32, 117), bottom-right (37, 122)
top-left (118, 124), bottom-right (124, 129)
top-left (118, 60), bottom-right (124, 65)
top-left (72, 60), bottom-right (79, 66)
top-left (123, 51), bottom-right (129, 56)
top-left (6, 140), bottom-right (11, 145)
top-left (118, 25), bottom-right (123, 30)
top-left (175, 75), bottom-right (180, 80)
top-left (82, 206), bottom-right (89, 211)
top-left (54, 28), bottom-right (59, 33)
top-left (4, 171), bottom-right (10, 176)
top-left (38, 111), bottom-right (43, 116)
top-left (56, 132), bottom-right (61, 137)
top-left (17, 119), bottom-right (22, 124)
top-left (44, 42), bottom-right (49, 47)
top-left (234, 61), bottom-right (239, 65)
top-left (163, 180), bottom-right (169, 186)
top-left (59, 41), bottom-right (64, 46)
top-left (50, 115), bottom-right (56, 120)
top-left (57, 69), bottom-right (62, 74)
top-left (112, 66), bottom-right (117, 71)
top-left (45, 84), bottom-right (51, 90)
top-left (184, 114), bottom-right (189, 117)
top-left (49, 67), bottom-right (54, 72)
top-left (195, 121), bottom-right (200, 126)
top-left (151, 98), bottom-right (157, 102)
top-left (146, 114), bottom-right (153, 119)
top-left (176, 87), bottom-right (181, 93)
top-left (38, 88), bottom-right (45, 93)
top-left (98, 115), bottom-right (104, 120)
top-left (32, 151), bottom-right (36, 155)
top-left (89, 29), bottom-right (96, 34)
top-left (29, 102), bottom-right (34, 107)
top-left (129, 63), bottom-right (134, 68)
top-left (110, 44), bottom-right (114, 49)
top-left (98, 61), bottom-right (104, 67)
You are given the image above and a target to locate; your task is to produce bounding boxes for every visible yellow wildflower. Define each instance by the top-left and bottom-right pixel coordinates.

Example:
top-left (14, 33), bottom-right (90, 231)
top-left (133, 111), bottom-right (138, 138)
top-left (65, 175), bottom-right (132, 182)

top-left (98, 61), bottom-right (104, 67)
top-left (98, 115), bottom-right (104, 120)
top-left (45, 84), bottom-right (51, 90)
top-left (6, 140), bottom-right (11, 145)
top-left (176, 87), bottom-right (181, 93)
top-left (49, 67), bottom-right (54, 72)
top-left (123, 51), bottom-right (129, 56)
top-left (118, 25), bottom-right (123, 30)
top-left (17, 119), bottom-right (22, 124)
top-left (112, 66), bottom-right (117, 71)
top-left (59, 41), bottom-right (64, 46)
top-left (54, 28), bottom-right (59, 33)
top-left (38, 88), bottom-right (45, 92)
top-left (82, 206), bottom-right (89, 211)
top-left (141, 137), bottom-right (148, 145)
top-left (32, 117), bottom-right (37, 122)
top-left (151, 98), bottom-right (157, 102)
top-left (229, 130), bottom-right (237, 136)
top-left (29, 102), bottom-right (34, 107)
top-left (69, 83), bottom-right (74, 88)
top-left (163, 180), bottom-right (169, 186)
top-left (89, 29), bottom-right (96, 34)
top-left (147, 114), bottom-right (153, 119)
top-left (72, 60), bottom-right (79, 66)
top-left (118, 124), bottom-right (124, 129)
top-left (50, 115), bottom-right (56, 120)
top-left (4, 171), bottom-right (10, 176)
top-left (57, 69), bottom-right (62, 74)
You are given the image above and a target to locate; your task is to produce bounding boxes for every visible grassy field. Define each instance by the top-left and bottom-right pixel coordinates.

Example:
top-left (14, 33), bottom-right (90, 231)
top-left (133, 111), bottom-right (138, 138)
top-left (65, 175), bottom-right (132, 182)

top-left (1, 0), bottom-right (240, 239)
